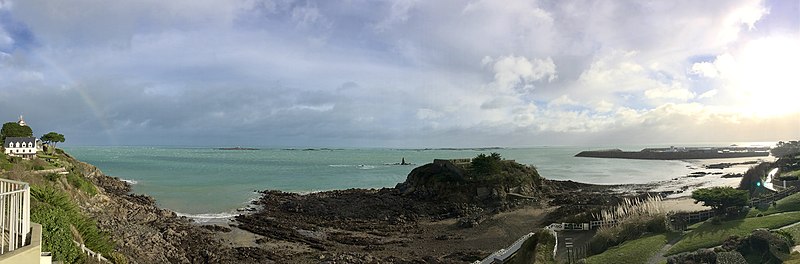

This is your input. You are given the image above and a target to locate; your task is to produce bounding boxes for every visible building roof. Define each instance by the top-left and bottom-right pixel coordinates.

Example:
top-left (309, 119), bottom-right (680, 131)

top-left (4, 137), bottom-right (36, 145)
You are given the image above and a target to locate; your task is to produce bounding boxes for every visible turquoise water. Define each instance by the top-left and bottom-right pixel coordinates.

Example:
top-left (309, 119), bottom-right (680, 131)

top-left (63, 146), bottom-right (695, 215)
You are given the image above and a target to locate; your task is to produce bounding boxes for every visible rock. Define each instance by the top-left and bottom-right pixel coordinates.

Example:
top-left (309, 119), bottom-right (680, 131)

top-left (66, 156), bottom-right (273, 264)
top-left (201, 224), bottom-right (232, 233)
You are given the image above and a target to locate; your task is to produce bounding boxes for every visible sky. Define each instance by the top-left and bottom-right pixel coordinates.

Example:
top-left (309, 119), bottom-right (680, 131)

top-left (0, 0), bottom-right (798, 147)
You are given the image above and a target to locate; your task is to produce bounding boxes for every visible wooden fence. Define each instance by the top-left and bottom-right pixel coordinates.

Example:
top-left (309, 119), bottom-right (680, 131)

top-left (750, 186), bottom-right (798, 206)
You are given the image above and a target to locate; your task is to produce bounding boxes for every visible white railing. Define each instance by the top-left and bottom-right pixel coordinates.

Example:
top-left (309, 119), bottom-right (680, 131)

top-left (73, 240), bottom-right (109, 263)
top-left (475, 232), bottom-right (535, 264)
top-left (0, 178), bottom-right (31, 254)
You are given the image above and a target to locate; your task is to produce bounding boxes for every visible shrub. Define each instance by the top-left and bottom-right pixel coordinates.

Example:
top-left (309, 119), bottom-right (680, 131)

top-left (772, 141), bottom-right (800, 158)
top-left (774, 229), bottom-right (796, 246)
top-left (692, 187), bottom-right (749, 216)
top-left (471, 153), bottom-right (502, 176)
top-left (738, 162), bottom-right (772, 195)
top-left (66, 172), bottom-right (97, 196)
top-left (44, 173), bottom-right (61, 181)
top-left (32, 158), bottom-right (49, 170)
top-left (715, 251), bottom-right (747, 264)
top-left (588, 196), bottom-right (667, 255)
top-left (31, 186), bottom-right (115, 262)
top-left (109, 252), bottom-right (129, 264)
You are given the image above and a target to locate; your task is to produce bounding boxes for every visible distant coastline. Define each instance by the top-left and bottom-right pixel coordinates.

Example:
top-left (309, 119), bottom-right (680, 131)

top-left (217, 147), bottom-right (259, 150)
top-left (576, 146), bottom-right (770, 160)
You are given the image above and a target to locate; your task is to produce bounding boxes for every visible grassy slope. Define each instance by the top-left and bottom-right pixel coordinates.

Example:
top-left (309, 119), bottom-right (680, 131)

top-left (1, 149), bottom-right (117, 263)
top-left (783, 223), bottom-right (800, 246)
top-left (747, 192), bottom-right (800, 217)
top-left (667, 211), bottom-right (800, 255)
top-left (506, 232), bottom-right (556, 264)
top-left (584, 234), bottom-right (668, 264)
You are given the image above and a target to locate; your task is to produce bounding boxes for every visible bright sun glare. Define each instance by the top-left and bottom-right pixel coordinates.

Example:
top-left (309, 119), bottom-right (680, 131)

top-left (734, 37), bottom-right (800, 117)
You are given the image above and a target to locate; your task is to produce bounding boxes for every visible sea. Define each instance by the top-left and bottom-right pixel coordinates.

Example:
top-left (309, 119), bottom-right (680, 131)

top-left (62, 144), bottom-right (772, 218)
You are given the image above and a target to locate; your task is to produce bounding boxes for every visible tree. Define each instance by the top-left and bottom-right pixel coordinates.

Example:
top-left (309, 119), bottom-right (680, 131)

top-left (692, 186), bottom-right (749, 215)
top-left (1, 122), bottom-right (33, 142)
top-left (771, 141), bottom-right (800, 158)
top-left (40, 132), bottom-right (66, 149)
top-left (471, 152), bottom-right (502, 175)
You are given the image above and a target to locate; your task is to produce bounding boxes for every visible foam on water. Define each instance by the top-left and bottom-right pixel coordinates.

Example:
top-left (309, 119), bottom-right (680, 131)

top-left (121, 179), bottom-right (138, 185)
top-left (175, 212), bottom-right (236, 223)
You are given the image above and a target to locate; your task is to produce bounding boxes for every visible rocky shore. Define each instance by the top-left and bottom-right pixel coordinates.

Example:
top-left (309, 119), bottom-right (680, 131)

top-left (57, 153), bottom-right (764, 263)
top-left (65, 154), bottom-right (275, 263)
top-left (231, 160), bottom-right (685, 263)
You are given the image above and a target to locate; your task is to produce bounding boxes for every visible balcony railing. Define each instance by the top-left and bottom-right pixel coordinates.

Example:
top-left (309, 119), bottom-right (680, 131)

top-left (0, 179), bottom-right (30, 254)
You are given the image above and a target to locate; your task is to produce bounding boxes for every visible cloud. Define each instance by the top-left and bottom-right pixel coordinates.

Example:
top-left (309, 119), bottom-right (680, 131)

top-left (0, 27), bottom-right (12, 50)
top-left (485, 55), bottom-right (557, 94)
top-left (644, 86), bottom-right (695, 101)
top-left (0, 0), bottom-right (796, 147)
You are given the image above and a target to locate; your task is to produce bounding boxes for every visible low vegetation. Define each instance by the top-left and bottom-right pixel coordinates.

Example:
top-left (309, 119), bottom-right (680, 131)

top-left (667, 211), bottom-right (800, 255)
top-left (470, 152), bottom-right (543, 186)
top-left (66, 171), bottom-right (98, 196)
top-left (747, 192), bottom-right (800, 217)
top-left (738, 162), bottom-right (773, 196)
top-left (587, 196), bottom-right (667, 255)
top-left (772, 140), bottom-right (800, 158)
top-left (584, 233), bottom-right (670, 264)
top-left (31, 185), bottom-right (114, 263)
top-left (783, 223), bottom-right (800, 246)
top-left (0, 147), bottom-right (121, 263)
top-left (507, 231), bottom-right (556, 264)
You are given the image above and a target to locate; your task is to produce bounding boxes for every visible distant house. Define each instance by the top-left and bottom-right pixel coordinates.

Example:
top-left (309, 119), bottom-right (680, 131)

top-left (4, 137), bottom-right (38, 159)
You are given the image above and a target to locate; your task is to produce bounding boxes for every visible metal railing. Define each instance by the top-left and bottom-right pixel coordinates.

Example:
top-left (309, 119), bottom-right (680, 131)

top-left (0, 178), bottom-right (31, 254)
top-left (475, 232), bottom-right (535, 264)
top-left (73, 240), bottom-right (109, 263)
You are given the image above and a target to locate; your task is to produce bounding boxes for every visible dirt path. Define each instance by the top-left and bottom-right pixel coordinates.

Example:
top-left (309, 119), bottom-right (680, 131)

top-left (646, 234), bottom-right (683, 264)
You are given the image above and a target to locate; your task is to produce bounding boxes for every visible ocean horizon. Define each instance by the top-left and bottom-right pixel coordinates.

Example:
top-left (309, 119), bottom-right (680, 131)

top-left (63, 143), bottom-right (774, 216)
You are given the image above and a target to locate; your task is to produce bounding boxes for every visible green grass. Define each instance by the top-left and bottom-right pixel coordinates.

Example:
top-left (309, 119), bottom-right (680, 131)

top-left (66, 172), bottom-right (97, 196)
top-left (31, 185), bottom-right (115, 263)
top-left (584, 233), bottom-right (668, 264)
top-left (0, 152), bottom-right (13, 171)
top-left (506, 232), bottom-right (556, 264)
top-left (782, 170), bottom-right (800, 177)
top-left (747, 192), bottom-right (800, 217)
top-left (786, 252), bottom-right (800, 264)
top-left (783, 223), bottom-right (800, 246)
top-left (667, 211), bottom-right (800, 255)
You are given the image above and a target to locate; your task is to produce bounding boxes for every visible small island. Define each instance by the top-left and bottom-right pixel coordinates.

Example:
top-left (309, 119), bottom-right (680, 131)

top-left (217, 147), bottom-right (260, 150)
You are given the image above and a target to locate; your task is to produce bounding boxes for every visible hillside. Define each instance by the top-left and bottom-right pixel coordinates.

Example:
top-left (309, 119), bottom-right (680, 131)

top-left (0, 149), bottom-right (269, 263)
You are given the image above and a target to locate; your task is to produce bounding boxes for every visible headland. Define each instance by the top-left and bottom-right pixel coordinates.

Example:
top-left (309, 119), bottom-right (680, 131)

top-left (576, 146), bottom-right (770, 160)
